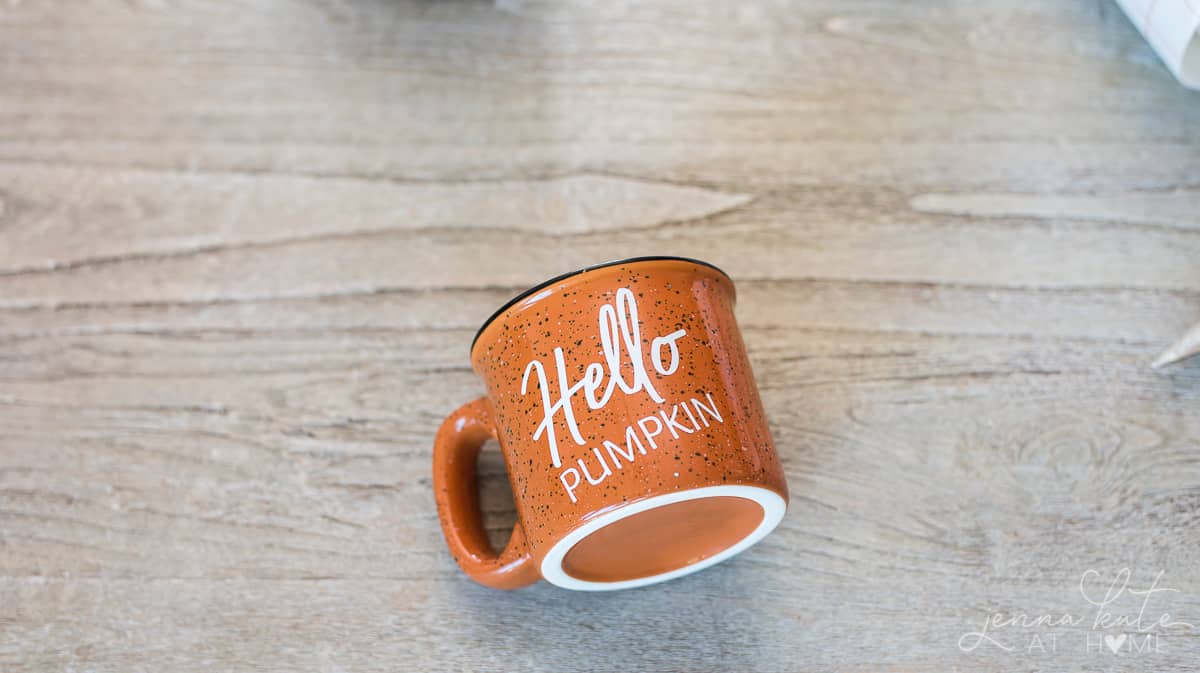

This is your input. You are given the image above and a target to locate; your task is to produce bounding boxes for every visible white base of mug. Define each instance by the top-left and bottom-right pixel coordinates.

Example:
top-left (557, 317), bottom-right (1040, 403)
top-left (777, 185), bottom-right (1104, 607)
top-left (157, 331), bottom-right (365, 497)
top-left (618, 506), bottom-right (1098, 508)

top-left (539, 484), bottom-right (787, 591)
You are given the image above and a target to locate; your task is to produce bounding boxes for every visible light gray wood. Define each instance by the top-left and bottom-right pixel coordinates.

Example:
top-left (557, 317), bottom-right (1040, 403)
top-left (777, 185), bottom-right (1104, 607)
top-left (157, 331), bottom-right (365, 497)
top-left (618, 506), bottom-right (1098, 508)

top-left (2, 0), bottom-right (1199, 671)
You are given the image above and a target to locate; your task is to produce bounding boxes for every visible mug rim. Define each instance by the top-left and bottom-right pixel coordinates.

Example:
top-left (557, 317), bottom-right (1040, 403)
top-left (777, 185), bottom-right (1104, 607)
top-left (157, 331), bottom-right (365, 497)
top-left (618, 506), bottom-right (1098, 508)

top-left (470, 255), bottom-right (732, 353)
top-left (539, 484), bottom-right (787, 591)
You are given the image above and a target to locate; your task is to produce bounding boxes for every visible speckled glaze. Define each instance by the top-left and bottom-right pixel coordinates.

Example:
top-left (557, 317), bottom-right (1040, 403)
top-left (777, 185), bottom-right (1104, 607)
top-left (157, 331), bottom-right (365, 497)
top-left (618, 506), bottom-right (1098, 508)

top-left (433, 258), bottom-right (788, 590)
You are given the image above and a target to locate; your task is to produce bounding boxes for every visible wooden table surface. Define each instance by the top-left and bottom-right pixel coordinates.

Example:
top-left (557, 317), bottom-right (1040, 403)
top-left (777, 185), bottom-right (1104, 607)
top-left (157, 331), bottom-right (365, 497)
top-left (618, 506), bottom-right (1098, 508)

top-left (3, 1), bottom-right (1199, 671)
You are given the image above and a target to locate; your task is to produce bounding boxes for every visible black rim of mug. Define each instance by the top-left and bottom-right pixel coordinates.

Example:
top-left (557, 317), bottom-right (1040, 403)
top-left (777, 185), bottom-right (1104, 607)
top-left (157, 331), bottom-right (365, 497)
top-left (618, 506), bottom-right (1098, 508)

top-left (470, 255), bottom-right (732, 353)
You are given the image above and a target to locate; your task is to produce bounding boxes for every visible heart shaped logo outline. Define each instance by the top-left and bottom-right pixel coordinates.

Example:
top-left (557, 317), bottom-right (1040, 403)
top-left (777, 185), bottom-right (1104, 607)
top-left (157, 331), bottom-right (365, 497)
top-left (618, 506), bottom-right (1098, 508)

top-left (1104, 633), bottom-right (1127, 654)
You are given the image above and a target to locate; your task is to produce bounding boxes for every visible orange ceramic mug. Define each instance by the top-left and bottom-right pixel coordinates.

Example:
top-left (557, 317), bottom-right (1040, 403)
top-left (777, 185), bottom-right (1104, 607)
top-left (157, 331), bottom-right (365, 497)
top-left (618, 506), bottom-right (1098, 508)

top-left (433, 257), bottom-right (788, 590)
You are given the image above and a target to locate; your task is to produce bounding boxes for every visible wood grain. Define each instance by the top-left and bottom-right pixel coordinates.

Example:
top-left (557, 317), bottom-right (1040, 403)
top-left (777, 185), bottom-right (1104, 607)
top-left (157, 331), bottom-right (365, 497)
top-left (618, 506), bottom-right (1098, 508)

top-left (1, 0), bottom-right (1199, 671)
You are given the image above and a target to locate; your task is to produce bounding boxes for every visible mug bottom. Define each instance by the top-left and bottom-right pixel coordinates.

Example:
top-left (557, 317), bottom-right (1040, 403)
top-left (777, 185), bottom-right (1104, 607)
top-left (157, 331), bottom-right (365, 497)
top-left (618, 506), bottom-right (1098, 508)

top-left (539, 485), bottom-right (787, 591)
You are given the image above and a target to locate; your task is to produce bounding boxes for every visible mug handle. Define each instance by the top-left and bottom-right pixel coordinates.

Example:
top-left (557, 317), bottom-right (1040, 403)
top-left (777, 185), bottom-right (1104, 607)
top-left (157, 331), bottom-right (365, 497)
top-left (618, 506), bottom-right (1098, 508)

top-left (432, 397), bottom-right (540, 589)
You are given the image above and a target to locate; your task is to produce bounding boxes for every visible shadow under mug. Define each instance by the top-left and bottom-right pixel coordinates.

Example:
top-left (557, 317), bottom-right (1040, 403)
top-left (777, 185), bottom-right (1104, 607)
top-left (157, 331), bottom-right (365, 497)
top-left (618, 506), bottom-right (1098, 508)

top-left (433, 256), bottom-right (788, 590)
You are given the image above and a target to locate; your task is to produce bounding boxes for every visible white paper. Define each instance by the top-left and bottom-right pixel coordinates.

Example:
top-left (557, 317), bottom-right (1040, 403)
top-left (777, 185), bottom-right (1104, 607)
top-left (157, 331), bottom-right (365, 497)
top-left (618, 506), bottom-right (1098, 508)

top-left (1115, 0), bottom-right (1200, 88)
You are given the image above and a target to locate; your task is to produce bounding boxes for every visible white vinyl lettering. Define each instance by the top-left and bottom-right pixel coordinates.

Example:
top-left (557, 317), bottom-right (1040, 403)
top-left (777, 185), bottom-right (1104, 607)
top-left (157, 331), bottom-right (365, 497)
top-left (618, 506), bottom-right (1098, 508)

top-left (522, 288), bottom-right (682, 468)
top-left (518, 286), bottom-right (734, 502)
